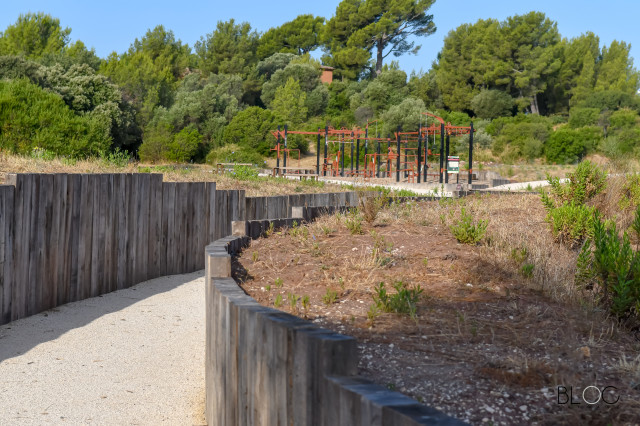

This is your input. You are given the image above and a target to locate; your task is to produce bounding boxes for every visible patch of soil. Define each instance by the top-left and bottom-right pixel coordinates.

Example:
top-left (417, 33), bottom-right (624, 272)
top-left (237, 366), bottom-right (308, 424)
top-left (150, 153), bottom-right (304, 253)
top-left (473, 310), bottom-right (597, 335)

top-left (235, 204), bottom-right (640, 425)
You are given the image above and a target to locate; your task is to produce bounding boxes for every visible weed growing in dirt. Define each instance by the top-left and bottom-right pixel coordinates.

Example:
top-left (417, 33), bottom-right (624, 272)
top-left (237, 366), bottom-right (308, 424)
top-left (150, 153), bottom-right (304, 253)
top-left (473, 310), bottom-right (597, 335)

top-left (265, 222), bottom-right (275, 237)
top-left (322, 288), bottom-right (339, 305)
top-left (345, 210), bottom-right (364, 235)
top-left (359, 192), bottom-right (388, 224)
top-left (521, 263), bottom-right (535, 278)
top-left (287, 292), bottom-right (298, 311)
top-left (372, 281), bottom-right (423, 317)
top-left (274, 294), bottom-right (283, 308)
top-left (301, 295), bottom-right (310, 313)
top-left (265, 285), bottom-right (271, 291)
top-left (274, 277), bottom-right (283, 288)
top-left (366, 304), bottom-right (380, 326)
top-left (450, 207), bottom-right (487, 245)
top-left (252, 252), bottom-right (259, 262)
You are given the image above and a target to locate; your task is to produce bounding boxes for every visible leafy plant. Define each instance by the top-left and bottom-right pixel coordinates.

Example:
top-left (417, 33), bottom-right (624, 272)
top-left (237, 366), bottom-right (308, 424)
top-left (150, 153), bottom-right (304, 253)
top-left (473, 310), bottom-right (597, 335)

top-left (359, 192), bottom-right (387, 224)
top-left (301, 295), bottom-right (310, 312)
top-left (545, 202), bottom-right (596, 247)
top-left (231, 165), bottom-right (260, 181)
top-left (372, 281), bottom-right (423, 317)
top-left (287, 292), bottom-right (298, 311)
top-left (576, 209), bottom-right (640, 321)
top-left (274, 294), bottom-right (283, 308)
top-left (274, 277), bottom-right (283, 288)
top-left (345, 210), bottom-right (364, 235)
top-left (322, 288), bottom-right (339, 305)
top-left (449, 207), bottom-right (487, 244)
top-left (521, 263), bottom-right (535, 278)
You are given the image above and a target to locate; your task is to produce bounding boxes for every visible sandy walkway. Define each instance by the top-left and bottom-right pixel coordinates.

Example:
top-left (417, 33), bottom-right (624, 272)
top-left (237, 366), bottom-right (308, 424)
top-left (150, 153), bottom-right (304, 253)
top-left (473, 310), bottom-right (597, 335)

top-left (0, 271), bottom-right (206, 425)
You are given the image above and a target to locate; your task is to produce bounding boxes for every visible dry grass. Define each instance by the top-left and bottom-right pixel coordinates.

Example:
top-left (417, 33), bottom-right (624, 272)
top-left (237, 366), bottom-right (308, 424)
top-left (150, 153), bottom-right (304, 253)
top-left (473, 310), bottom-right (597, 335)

top-left (0, 152), bottom-right (347, 196)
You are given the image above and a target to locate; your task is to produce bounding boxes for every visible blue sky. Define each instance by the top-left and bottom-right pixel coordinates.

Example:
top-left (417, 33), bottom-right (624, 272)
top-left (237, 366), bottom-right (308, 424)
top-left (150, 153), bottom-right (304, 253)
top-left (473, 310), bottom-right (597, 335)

top-left (1, 0), bottom-right (639, 74)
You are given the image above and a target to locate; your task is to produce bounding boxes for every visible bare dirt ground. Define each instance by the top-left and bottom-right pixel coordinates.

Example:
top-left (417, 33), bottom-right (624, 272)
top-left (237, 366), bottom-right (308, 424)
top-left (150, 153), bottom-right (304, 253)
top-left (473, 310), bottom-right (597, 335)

top-left (236, 195), bottom-right (640, 425)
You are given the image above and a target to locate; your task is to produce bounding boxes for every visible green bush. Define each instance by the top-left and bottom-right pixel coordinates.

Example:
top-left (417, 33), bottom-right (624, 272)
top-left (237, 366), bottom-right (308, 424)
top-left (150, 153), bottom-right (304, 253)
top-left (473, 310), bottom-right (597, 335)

top-left (470, 89), bottom-right (514, 120)
top-left (230, 165), bottom-right (259, 181)
top-left (449, 207), bottom-right (487, 244)
top-left (373, 281), bottom-right (423, 317)
top-left (540, 161), bottom-right (607, 247)
top-left (223, 106), bottom-right (276, 155)
top-left (576, 210), bottom-right (640, 320)
top-left (205, 144), bottom-right (265, 166)
top-left (545, 202), bottom-right (596, 247)
top-left (0, 78), bottom-right (111, 157)
top-left (545, 127), bottom-right (601, 164)
top-left (568, 107), bottom-right (599, 128)
top-left (609, 108), bottom-right (638, 129)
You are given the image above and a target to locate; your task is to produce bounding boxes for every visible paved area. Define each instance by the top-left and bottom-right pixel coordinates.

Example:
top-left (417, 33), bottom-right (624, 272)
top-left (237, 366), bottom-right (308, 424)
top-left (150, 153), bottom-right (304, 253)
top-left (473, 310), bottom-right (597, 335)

top-left (0, 271), bottom-right (206, 425)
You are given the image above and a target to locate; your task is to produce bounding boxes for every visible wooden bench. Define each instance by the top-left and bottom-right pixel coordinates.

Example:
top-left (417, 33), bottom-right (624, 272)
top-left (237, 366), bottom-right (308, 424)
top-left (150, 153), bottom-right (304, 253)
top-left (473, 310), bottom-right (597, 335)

top-left (216, 163), bottom-right (253, 174)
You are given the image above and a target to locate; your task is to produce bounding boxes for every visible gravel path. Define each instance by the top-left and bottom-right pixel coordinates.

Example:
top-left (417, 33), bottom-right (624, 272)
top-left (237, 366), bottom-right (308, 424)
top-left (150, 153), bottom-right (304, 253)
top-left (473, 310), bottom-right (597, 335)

top-left (0, 271), bottom-right (206, 425)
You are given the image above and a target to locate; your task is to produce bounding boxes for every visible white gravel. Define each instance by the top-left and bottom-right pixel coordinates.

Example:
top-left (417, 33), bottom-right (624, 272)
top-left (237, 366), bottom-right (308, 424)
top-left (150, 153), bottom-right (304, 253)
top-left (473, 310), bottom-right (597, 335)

top-left (0, 270), bottom-right (206, 425)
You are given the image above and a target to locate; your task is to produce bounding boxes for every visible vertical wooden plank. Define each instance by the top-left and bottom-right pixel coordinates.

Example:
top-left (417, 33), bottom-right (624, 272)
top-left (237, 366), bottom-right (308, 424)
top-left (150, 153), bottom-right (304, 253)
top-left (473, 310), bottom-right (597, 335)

top-left (193, 182), bottom-right (205, 270)
top-left (8, 174), bottom-right (28, 321)
top-left (55, 174), bottom-right (69, 306)
top-left (127, 174), bottom-right (139, 287)
top-left (104, 174), bottom-right (116, 294)
top-left (167, 182), bottom-right (178, 276)
top-left (116, 174), bottom-right (130, 290)
top-left (175, 183), bottom-right (188, 273)
top-left (69, 174), bottom-right (82, 302)
top-left (39, 174), bottom-right (54, 311)
top-left (90, 175), bottom-right (102, 298)
top-left (136, 174), bottom-right (150, 282)
top-left (0, 185), bottom-right (15, 325)
top-left (160, 182), bottom-right (172, 277)
top-left (77, 174), bottom-right (93, 301)
top-left (27, 174), bottom-right (41, 316)
top-left (205, 182), bottom-right (216, 245)
top-left (147, 174), bottom-right (163, 280)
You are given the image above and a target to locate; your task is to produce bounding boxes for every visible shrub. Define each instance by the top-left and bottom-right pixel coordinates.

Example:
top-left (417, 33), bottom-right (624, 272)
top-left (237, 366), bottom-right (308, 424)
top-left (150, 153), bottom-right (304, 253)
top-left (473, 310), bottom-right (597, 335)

top-left (568, 107), bottom-right (600, 128)
top-left (576, 210), bottom-right (640, 321)
top-left (470, 89), bottom-right (514, 120)
top-left (345, 210), bottom-right (364, 235)
top-left (205, 144), bottom-right (265, 166)
top-left (222, 106), bottom-right (276, 155)
top-left (230, 165), bottom-right (259, 181)
top-left (449, 207), bottom-right (487, 245)
top-left (359, 192), bottom-right (387, 224)
top-left (372, 281), bottom-right (423, 317)
top-left (545, 202), bottom-right (596, 247)
top-left (545, 160), bottom-right (607, 206)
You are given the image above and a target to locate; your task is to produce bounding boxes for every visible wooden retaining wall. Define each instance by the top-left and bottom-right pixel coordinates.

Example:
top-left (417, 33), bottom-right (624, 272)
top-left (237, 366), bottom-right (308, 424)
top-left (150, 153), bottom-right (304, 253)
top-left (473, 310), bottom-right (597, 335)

top-left (0, 174), bottom-right (224, 325)
top-left (205, 234), bottom-right (465, 426)
top-left (0, 174), bottom-right (359, 326)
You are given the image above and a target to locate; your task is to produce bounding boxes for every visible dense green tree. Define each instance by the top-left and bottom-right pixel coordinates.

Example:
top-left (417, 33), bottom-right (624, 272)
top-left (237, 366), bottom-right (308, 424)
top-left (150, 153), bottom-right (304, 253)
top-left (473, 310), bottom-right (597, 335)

top-left (436, 12), bottom-right (561, 114)
top-left (407, 69), bottom-right (441, 109)
top-left (195, 19), bottom-right (258, 76)
top-left (470, 89), bottom-right (514, 119)
top-left (0, 12), bottom-right (70, 59)
top-left (260, 62), bottom-right (321, 106)
top-left (39, 40), bottom-right (102, 70)
top-left (257, 15), bottom-right (324, 59)
top-left (256, 53), bottom-right (297, 79)
top-left (350, 69), bottom-right (408, 114)
top-left (100, 25), bottom-right (192, 126)
top-left (271, 77), bottom-right (307, 125)
top-left (323, 0), bottom-right (436, 79)
top-left (595, 40), bottom-right (639, 94)
top-left (381, 96), bottom-right (425, 134)
top-left (0, 79), bottom-right (111, 157)
top-left (223, 106), bottom-right (276, 154)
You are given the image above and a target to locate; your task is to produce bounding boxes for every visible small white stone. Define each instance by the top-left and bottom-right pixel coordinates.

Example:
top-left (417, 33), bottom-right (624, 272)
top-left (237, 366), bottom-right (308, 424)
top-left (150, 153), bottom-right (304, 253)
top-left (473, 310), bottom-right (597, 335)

top-left (466, 283), bottom-right (473, 287)
top-left (484, 406), bottom-right (495, 414)
top-left (519, 405), bottom-right (527, 412)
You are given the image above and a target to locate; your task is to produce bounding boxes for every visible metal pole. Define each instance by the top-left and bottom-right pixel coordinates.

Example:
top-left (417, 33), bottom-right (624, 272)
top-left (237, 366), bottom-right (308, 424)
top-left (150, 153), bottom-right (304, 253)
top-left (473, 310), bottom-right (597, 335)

top-left (316, 129), bottom-right (321, 175)
top-left (417, 126), bottom-right (422, 184)
top-left (468, 121), bottom-right (474, 185)
top-left (376, 138), bottom-right (381, 178)
top-left (340, 133), bottom-right (345, 177)
top-left (283, 124), bottom-right (288, 168)
top-left (445, 133), bottom-right (450, 184)
top-left (356, 133), bottom-right (360, 174)
top-left (276, 125), bottom-right (280, 171)
top-left (439, 123), bottom-right (445, 184)
top-left (324, 125), bottom-right (328, 177)
top-left (364, 127), bottom-right (368, 171)
top-left (396, 126), bottom-right (401, 183)
top-left (424, 127), bottom-right (428, 182)
top-left (350, 131), bottom-right (354, 175)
